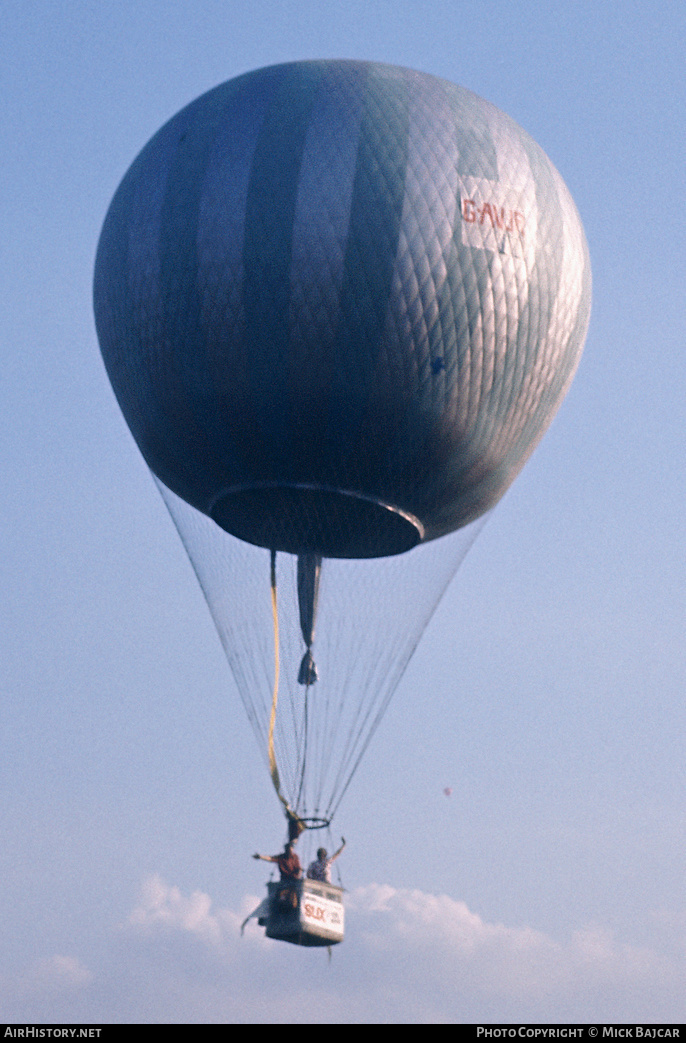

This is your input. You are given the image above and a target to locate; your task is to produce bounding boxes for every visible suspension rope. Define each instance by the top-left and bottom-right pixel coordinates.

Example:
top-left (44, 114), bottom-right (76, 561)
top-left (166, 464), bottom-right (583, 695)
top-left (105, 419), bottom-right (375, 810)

top-left (268, 550), bottom-right (307, 839)
top-left (295, 684), bottom-right (309, 815)
top-left (267, 550), bottom-right (288, 812)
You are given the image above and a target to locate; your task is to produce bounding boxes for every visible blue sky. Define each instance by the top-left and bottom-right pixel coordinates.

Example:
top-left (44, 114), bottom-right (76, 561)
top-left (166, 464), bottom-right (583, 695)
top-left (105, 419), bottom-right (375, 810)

top-left (2, 0), bottom-right (685, 1024)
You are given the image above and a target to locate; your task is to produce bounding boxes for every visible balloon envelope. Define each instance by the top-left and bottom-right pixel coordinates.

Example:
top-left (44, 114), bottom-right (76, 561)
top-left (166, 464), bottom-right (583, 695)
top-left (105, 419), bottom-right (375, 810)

top-left (94, 60), bottom-right (591, 560)
top-left (94, 61), bottom-right (591, 823)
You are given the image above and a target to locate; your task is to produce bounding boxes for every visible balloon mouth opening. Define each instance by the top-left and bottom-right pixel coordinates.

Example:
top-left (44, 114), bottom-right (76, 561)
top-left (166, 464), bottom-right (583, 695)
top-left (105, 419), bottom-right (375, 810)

top-left (209, 483), bottom-right (424, 559)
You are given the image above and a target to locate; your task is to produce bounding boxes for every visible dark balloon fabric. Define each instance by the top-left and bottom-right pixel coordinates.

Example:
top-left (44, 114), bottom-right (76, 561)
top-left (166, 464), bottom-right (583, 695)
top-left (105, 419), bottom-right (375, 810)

top-left (94, 60), bottom-right (591, 558)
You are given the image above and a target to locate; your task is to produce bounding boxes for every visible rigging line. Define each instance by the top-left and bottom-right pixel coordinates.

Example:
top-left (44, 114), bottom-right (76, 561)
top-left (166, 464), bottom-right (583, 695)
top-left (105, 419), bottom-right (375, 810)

top-left (327, 634), bottom-right (434, 820)
top-left (326, 628), bottom-right (428, 818)
top-left (295, 682), bottom-right (310, 815)
top-left (327, 528), bottom-right (488, 817)
top-left (155, 478), bottom-right (271, 760)
top-left (323, 644), bottom-right (389, 814)
top-left (283, 558), bottom-right (307, 785)
top-left (312, 614), bottom-right (360, 813)
top-left (305, 658), bottom-right (324, 817)
top-left (267, 550), bottom-right (291, 817)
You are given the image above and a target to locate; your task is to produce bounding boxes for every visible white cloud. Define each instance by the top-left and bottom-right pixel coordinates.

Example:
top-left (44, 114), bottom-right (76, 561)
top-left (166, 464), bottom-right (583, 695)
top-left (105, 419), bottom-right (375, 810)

top-left (26, 954), bottom-right (93, 992)
top-left (117, 877), bottom-right (684, 1022)
top-left (126, 873), bottom-right (240, 947)
top-left (348, 884), bottom-right (674, 1008)
top-left (3, 879), bottom-right (684, 1023)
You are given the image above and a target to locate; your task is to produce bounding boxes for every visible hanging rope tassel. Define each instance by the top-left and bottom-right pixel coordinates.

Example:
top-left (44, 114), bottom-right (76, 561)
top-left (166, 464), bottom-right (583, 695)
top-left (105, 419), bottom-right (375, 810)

top-left (297, 553), bottom-right (321, 686)
top-left (298, 649), bottom-right (318, 686)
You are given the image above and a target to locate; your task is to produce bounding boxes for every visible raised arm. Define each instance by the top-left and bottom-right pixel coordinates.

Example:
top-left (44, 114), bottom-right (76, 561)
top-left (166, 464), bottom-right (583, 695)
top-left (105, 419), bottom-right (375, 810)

top-left (331, 837), bottom-right (346, 861)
